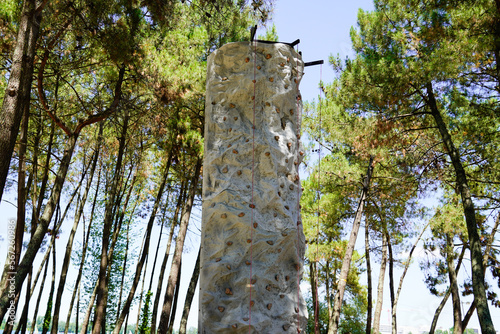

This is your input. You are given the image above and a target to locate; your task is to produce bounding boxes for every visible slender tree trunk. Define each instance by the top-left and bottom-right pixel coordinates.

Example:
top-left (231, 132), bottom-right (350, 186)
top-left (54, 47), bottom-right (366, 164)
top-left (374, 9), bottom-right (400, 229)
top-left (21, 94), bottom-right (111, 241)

top-left (0, 133), bottom-right (79, 323)
top-left (134, 256), bottom-right (149, 334)
top-left (113, 158), bottom-right (172, 334)
top-left (387, 236), bottom-right (396, 334)
top-left (93, 112), bottom-right (129, 334)
top-left (373, 233), bottom-right (387, 334)
top-left (166, 260), bottom-right (181, 334)
top-left (310, 260), bottom-right (320, 334)
top-left (446, 236), bottom-right (463, 334)
top-left (151, 181), bottom-right (186, 334)
top-left (365, 221), bottom-right (372, 334)
top-left (41, 238), bottom-right (57, 334)
top-left (30, 245), bottom-right (50, 334)
top-left (116, 221), bottom-right (130, 322)
top-left (80, 282), bottom-right (98, 334)
top-left (426, 82), bottom-right (495, 333)
top-left (429, 245), bottom-right (467, 334)
top-left (178, 248), bottom-right (200, 334)
top-left (157, 159), bottom-right (202, 334)
top-left (0, 0), bottom-right (43, 202)
top-left (329, 157), bottom-right (374, 334)
top-left (51, 124), bottom-right (103, 334)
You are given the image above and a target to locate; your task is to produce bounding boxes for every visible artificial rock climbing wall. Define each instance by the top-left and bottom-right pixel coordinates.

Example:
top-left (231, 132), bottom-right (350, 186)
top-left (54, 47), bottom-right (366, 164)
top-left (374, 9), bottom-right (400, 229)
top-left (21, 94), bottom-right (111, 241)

top-left (200, 41), bottom-right (307, 333)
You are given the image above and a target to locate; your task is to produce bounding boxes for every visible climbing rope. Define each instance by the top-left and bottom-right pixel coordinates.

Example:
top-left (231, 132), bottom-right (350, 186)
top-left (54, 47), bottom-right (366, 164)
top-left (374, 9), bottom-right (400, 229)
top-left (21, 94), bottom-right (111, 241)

top-left (249, 33), bottom-right (257, 334)
top-left (314, 63), bottom-right (323, 334)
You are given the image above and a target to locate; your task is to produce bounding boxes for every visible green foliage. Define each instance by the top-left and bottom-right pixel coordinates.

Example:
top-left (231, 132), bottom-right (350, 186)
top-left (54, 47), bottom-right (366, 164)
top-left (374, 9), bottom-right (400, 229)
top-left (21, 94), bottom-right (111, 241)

top-left (138, 291), bottom-right (153, 334)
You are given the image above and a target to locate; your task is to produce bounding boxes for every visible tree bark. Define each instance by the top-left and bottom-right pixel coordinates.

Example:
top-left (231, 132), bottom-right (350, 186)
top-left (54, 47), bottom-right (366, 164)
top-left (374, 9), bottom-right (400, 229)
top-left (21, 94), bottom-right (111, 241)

top-left (373, 233), bottom-right (387, 334)
top-left (329, 157), bottom-right (374, 334)
top-left (167, 260), bottom-right (182, 334)
top-left (178, 248), bottom-right (200, 334)
top-left (41, 238), bottom-right (57, 334)
top-left (310, 261), bottom-right (320, 334)
top-left (157, 159), bottom-right (202, 334)
top-left (0, 0), bottom-right (43, 202)
top-left (446, 236), bottom-right (463, 334)
top-left (429, 246), bottom-right (466, 334)
top-left (388, 237), bottom-right (396, 334)
top-left (365, 221), bottom-right (372, 334)
top-left (426, 82), bottom-right (495, 333)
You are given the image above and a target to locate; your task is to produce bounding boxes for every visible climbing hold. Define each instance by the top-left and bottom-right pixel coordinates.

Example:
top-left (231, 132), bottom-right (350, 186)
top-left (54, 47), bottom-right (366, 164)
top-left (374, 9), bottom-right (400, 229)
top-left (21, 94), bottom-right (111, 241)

top-left (267, 240), bottom-right (274, 245)
top-left (251, 278), bottom-right (257, 284)
top-left (229, 103), bottom-right (235, 108)
top-left (280, 62), bottom-right (285, 67)
top-left (226, 264), bottom-right (231, 270)
top-left (295, 307), bottom-right (299, 313)
top-left (229, 128), bottom-right (232, 132)
top-left (285, 84), bottom-right (289, 89)
top-left (249, 203), bottom-right (255, 208)
top-left (223, 116), bottom-right (227, 121)
top-left (274, 212), bottom-right (277, 217)
top-left (225, 288), bottom-right (233, 295)
top-left (252, 79), bottom-right (256, 83)
top-left (285, 275), bottom-right (290, 281)
top-left (299, 151), bottom-right (304, 156)
top-left (269, 77), bottom-right (274, 82)
top-left (284, 205), bottom-right (289, 210)
top-left (257, 65), bottom-right (261, 70)
top-left (266, 285), bottom-right (272, 291)
top-left (276, 107), bottom-right (280, 113)
top-left (250, 300), bottom-right (255, 307)
top-left (265, 152), bottom-right (270, 156)
top-left (281, 232), bottom-right (288, 237)
top-left (267, 303), bottom-right (272, 310)
top-left (237, 170), bottom-right (242, 175)
top-left (247, 239), bottom-right (252, 243)
top-left (280, 294), bottom-right (285, 299)
top-left (221, 213), bottom-right (227, 218)
top-left (287, 143), bottom-right (292, 149)
top-left (277, 248), bottom-right (282, 253)
top-left (245, 57), bottom-right (250, 63)
top-left (218, 306), bottom-right (225, 312)
top-left (222, 77), bottom-right (228, 81)
top-left (246, 260), bottom-right (251, 265)
top-left (233, 149), bottom-right (238, 154)
top-left (290, 109), bottom-right (294, 115)
top-left (234, 116), bottom-right (238, 120)
top-left (295, 175), bottom-right (299, 181)
top-left (275, 135), bottom-right (279, 141)
top-left (278, 191), bottom-right (281, 197)
top-left (275, 274), bottom-right (279, 281)
top-left (289, 185), bottom-right (294, 190)
top-left (232, 324), bottom-right (238, 329)
top-left (265, 102), bottom-right (271, 107)
top-left (211, 101), bottom-right (216, 105)
top-left (216, 258), bottom-right (221, 262)
top-left (283, 324), bottom-right (290, 331)
top-left (253, 222), bottom-right (258, 228)
top-left (238, 212), bottom-right (245, 217)
top-left (227, 241), bottom-right (233, 246)
top-left (266, 54), bottom-right (272, 59)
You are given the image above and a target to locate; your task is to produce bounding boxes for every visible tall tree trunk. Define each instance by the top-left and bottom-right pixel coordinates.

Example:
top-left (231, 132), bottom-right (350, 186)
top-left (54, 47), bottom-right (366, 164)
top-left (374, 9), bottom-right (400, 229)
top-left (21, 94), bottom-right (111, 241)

top-left (446, 236), bottom-right (463, 334)
top-left (310, 260), bottom-right (320, 334)
top-left (151, 181), bottom-right (186, 334)
top-left (373, 233), bottom-right (388, 334)
top-left (429, 245), bottom-right (467, 334)
top-left (388, 236), bottom-right (396, 334)
top-left (166, 261), bottom-right (182, 334)
top-left (157, 159), bottom-right (201, 334)
top-left (51, 124), bottom-right (103, 334)
top-left (365, 221), bottom-right (372, 334)
top-left (112, 157), bottom-right (172, 334)
top-left (329, 157), bottom-right (374, 334)
top-left (0, 0), bottom-right (43, 202)
top-left (30, 244), bottom-right (50, 334)
top-left (134, 256), bottom-right (149, 334)
top-left (93, 112), bottom-right (129, 334)
top-left (426, 82), bottom-right (495, 333)
top-left (80, 282), bottom-right (98, 334)
top-left (0, 133), bottom-right (79, 323)
top-left (41, 237), bottom-right (57, 334)
top-left (178, 248), bottom-right (200, 334)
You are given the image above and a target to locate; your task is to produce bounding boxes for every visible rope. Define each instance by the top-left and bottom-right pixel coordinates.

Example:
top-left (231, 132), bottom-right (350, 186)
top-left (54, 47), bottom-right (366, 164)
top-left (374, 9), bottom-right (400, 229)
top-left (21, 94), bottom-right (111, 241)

top-left (314, 63), bottom-right (323, 334)
top-left (248, 34), bottom-right (257, 334)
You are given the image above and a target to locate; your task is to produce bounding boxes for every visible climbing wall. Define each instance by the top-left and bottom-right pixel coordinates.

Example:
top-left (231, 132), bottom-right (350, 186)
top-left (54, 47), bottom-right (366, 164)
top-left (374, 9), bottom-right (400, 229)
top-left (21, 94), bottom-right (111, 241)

top-left (199, 41), bottom-right (307, 333)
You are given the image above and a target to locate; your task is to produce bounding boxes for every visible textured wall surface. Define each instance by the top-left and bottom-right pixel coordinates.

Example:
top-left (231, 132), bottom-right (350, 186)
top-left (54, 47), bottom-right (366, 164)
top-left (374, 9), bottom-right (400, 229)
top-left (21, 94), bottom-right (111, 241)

top-left (199, 41), bottom-right (307, 333)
